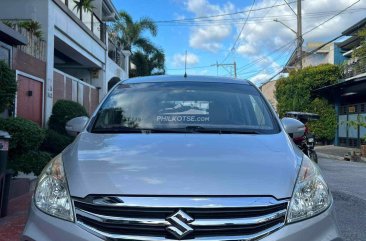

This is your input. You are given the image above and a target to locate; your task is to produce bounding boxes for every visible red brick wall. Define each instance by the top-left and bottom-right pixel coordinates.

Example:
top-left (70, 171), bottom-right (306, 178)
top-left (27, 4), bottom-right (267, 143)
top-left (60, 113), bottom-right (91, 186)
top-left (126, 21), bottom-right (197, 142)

top-left (53, 72), bottom-right (65, 104)
top-left (65, 77), bottom-right (73, 101)
top-left (53, 70), bottom-right (99, 116)
top-left (13, 49), bottom-right (46, 80)
top-left (83, 86), bottom-right (90, 114)
top-left (90, 88), bottom-right (99, 114)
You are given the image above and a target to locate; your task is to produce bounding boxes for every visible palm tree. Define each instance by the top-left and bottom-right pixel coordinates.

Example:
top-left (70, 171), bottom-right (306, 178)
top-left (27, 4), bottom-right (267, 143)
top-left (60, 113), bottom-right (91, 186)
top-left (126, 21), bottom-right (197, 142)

top-left (73, 0), bottom-right (94, 13)
top-left (112, 11), bottom-right (158, 52)
top-left (130, 48), bottom-right (166, 77)
top-left (112, 11), bottom-right (165, 77)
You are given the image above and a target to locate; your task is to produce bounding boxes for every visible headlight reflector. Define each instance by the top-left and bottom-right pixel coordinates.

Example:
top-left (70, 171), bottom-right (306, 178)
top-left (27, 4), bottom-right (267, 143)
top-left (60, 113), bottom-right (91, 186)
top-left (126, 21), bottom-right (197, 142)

top-left (287, 156), bottom-right (332, 223)
top-left (34, 154), bottom-right (74, 222)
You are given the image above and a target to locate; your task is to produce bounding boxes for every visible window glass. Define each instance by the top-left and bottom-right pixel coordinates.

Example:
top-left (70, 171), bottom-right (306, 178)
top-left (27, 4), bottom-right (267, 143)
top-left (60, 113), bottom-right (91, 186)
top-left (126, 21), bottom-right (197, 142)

top-left (0, 46), bottom-right (10, 66)
top-left (93, 14), bottom-right (101, 39)
top-left (82, 10), bottom-right (92, 30)
top-left (92, 81), bottom-right (279, 134)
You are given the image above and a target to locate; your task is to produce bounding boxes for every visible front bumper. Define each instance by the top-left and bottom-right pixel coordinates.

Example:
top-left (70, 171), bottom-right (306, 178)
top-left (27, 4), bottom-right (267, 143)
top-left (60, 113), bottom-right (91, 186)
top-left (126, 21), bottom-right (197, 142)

top-left (22, 201), bottom-right (342, 241)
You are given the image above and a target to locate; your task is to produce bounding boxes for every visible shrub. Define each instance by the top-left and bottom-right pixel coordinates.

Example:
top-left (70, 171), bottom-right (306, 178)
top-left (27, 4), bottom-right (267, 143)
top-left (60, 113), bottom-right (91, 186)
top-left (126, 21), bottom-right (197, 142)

top-left (41, 129), bottom-right (73, 156)
top-left (49, 100), bottom-right (88, 135)
top-left (10, 151), bottom-right (52, 176)
top-left (0, 61), bottom-right (17, 112)
top-left (308, 98), bottom-right (337, 143)
top-left (0, 117), bottom-right (46, 157)
top-left (275, 64), bottom-right (341, 143)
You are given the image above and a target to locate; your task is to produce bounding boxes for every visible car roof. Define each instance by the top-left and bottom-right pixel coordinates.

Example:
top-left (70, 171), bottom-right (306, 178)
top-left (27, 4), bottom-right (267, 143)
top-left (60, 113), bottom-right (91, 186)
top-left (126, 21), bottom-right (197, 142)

top-left (123, 75), bottom-right (251, 85)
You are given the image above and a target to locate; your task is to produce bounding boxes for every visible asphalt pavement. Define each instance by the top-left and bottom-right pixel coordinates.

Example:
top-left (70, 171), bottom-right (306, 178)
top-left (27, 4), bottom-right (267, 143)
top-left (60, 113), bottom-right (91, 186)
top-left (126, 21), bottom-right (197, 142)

top-left (318, 158), bottom-right (366, 241)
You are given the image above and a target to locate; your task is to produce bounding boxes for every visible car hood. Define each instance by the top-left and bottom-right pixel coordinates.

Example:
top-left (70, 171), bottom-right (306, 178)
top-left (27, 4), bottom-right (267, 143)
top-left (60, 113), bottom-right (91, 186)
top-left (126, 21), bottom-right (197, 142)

top-left (63, 132), bottom-right (302, 199)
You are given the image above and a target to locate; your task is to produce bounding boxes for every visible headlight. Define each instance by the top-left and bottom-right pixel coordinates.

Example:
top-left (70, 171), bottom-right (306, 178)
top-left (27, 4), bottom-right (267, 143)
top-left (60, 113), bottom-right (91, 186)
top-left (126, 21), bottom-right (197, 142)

top-left (34, 154), bottom-right (74, 222)
top-left (287, 155), bottom-right (332, 223)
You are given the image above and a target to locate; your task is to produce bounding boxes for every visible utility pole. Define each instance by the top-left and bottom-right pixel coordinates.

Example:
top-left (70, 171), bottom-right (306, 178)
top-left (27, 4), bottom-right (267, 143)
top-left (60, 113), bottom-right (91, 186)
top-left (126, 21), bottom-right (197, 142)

top-left (212, 62), bottom-right (237, 78)
top-left (296, 0), bottom-right (302, 69)
top-left (274, 0), bottom-right (303, 70)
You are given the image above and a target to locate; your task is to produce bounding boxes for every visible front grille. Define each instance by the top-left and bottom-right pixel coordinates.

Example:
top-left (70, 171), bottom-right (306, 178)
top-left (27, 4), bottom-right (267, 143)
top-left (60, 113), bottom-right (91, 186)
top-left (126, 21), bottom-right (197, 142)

top-left (74, 196), bottom-right (288, 241)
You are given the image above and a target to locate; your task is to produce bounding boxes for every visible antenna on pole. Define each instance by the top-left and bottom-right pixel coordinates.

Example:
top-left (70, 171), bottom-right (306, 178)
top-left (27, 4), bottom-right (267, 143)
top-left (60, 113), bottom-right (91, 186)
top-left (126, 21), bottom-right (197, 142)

top-left (184, 50), bottom-right (187, 78)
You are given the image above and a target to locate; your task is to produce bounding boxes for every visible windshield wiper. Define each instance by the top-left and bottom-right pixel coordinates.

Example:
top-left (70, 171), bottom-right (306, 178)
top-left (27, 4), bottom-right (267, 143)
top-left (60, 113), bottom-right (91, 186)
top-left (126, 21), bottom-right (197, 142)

top-left (184, 126), bottom-right (262, 134)
top-left (92, 127), bottom-right (188, 134)
top-left (92, 127), bottom-right (142, 133)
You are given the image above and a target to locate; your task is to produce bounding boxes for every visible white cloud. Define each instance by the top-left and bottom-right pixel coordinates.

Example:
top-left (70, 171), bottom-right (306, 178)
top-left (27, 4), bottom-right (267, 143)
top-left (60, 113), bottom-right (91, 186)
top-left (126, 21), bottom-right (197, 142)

top-left (186, 0), bottom-right (235, 52)
top-left (249, 72), bottom-right (273, 85)
top-left (236, 0), bottom-right (366, 57)
top-left (172, 52), bottom-right (199, 67)
top-left (234, 0), bottom-right (366, 82)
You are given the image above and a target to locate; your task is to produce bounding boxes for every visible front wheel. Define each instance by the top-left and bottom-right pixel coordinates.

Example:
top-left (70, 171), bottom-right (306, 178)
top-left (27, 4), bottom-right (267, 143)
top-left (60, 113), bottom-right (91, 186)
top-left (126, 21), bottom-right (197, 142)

top-left (309, 151), bottom-right (318, 163)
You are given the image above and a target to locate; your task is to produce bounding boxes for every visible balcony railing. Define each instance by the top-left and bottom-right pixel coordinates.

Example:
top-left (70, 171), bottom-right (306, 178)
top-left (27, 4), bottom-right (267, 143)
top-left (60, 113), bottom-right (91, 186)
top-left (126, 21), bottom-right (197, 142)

top-left (59, 0), bottom-right (106, 43)
top-left (341, 56), bottom-right (366, 80)
top-left (108, 39), bottom-right (126, 70)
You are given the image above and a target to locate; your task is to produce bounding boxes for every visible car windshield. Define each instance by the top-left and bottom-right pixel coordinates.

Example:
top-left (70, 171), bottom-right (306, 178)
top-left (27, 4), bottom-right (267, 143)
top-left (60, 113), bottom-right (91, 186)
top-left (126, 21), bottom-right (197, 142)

top-left (91, 81), bottom-right (279, 134)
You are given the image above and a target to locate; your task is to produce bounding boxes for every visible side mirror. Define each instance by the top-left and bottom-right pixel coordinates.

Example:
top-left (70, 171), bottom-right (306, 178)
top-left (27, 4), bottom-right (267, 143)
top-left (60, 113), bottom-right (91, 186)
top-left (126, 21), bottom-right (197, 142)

top-left (281, 117), bottom-right (305, 138)
top-left (65, 116), bottom-right (89, 136)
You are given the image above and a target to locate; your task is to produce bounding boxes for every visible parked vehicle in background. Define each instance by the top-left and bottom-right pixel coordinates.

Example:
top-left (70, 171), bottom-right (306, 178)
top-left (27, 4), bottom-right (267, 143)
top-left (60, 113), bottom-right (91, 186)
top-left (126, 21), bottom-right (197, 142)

top-left (22, 76), bottom-right (341, 241)
top-left (285, 111), bottom-right (320, 163)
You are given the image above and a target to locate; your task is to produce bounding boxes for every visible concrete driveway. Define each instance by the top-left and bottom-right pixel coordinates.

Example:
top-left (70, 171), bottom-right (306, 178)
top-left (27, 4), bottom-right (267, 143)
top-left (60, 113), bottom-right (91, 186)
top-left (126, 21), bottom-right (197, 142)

top-left (318, 158), bottom-right (366, 241)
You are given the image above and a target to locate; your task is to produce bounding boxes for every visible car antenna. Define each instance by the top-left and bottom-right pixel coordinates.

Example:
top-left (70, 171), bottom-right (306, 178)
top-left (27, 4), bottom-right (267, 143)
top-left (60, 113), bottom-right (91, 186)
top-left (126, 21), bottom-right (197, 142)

top-left (184, 50), bottom-right (187, 78)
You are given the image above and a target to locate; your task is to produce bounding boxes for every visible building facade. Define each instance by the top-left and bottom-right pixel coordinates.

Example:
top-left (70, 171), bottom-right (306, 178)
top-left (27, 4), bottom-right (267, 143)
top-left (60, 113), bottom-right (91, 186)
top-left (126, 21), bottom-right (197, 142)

top-left (261, 42), bottom-right (346, 109)
top-left (0, 0), bottom-right (130, 126)
top-left (259, 81), bottom-right (277, 111)
top-left (314, 18), bottom-right (366, 147)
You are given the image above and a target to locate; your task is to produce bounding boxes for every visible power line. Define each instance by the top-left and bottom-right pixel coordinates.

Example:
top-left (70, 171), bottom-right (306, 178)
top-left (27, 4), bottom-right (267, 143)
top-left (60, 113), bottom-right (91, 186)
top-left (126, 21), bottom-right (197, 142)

top-left (166, 65), bottom-right (213, 71)
top-left (236, 39), bottom-right (297, 73)
top-left (241, 44), bottom-right (295, 79)
top-left (154, 0), bottom-right (301, 24)
top-left (254, 0), bottom-right (362, 85)
top-left (302, 0), bottom-right (361, 36)
top-left (220, 0), bottom-right (257, 64)
top-left (259, 34), bottom-right (344, 86)
top-left (155, 8), bottom-right (366, 26)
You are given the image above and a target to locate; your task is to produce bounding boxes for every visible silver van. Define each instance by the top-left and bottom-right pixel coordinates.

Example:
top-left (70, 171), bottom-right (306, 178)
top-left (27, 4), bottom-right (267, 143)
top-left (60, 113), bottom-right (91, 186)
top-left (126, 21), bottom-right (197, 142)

top-left (22, 75), bottom-right (342, 241)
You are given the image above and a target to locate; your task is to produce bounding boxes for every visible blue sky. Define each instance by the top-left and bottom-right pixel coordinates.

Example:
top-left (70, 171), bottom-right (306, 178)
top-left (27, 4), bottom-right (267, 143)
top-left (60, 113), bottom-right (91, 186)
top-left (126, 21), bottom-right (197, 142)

top-left (113, 0), bottom-right (366, 85)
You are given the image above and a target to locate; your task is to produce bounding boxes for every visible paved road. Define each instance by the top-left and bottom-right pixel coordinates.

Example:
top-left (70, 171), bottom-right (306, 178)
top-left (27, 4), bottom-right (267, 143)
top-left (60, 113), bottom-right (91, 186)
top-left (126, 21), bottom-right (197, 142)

top-left (318, 158), bottom-right (366, 241)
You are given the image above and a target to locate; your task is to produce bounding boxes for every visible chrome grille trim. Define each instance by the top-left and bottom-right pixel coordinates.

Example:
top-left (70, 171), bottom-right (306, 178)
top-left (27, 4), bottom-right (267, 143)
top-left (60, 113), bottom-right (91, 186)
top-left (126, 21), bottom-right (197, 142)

top-left (77, 220), bottom-right (285, 241)
top-left (77, 196), bottom-right (285, 208)
top-left (74, 196), bottom-right (289, 240)
top-left (75, 207), bottom-right (287, 227)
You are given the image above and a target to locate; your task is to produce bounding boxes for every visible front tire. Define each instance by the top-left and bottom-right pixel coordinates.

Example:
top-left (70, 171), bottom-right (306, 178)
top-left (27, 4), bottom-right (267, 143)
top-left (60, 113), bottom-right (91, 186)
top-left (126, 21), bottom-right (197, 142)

top-left (310, 151), bottom-right (318, 163)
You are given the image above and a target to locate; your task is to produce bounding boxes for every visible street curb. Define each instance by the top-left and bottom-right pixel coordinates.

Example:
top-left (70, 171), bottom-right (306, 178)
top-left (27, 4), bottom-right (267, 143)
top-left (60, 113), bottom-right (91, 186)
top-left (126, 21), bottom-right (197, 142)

top-left (317, 152), bottom-right (366, 163)
top-left (317, 152), bottom-right (345, 161)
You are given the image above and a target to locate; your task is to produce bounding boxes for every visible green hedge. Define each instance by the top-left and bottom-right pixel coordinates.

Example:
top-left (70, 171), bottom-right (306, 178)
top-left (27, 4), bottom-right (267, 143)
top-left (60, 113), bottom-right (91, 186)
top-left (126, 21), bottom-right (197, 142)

top-left (49, 100), bottom-right (88, 135)
top-left (0, 117), bottom-right (46, 156)
top-left (0, 117), bottom-right (48, 174)
top-left (0, 61), bottom-right (17, 113)
top-left (41, 129), bottom-right (73, 156)
top-left (10, 151), bottom-right (52, 176)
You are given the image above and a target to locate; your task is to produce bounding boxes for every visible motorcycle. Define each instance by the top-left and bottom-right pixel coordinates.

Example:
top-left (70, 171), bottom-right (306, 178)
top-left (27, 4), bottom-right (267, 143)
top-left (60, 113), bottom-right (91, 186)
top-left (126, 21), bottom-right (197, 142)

top-left (285, 112), bottom-right (319, 163)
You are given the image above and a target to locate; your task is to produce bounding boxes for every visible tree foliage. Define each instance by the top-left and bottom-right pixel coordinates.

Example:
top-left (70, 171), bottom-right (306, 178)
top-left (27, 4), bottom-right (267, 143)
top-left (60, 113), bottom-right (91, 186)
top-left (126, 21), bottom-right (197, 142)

top-left (130, 49), bottom-right (165, 77)
top-left (73, 0), bottom-right (95, 13)
top-left (352, 27), bottom-right (366, 59)
top-left (0, 61), bottom-right (17, 113)
top-left (49, 100), bottom-right (88, 135)
top-left (112, 11), bottom-right (165, 77)
top-left (113, 11), bottom-right (157, 52)
top-left (19, 20), bottom-right (43, 38)
top-left (275, 64), bottom-right (341, 142)
top-left (307, 98), bottom-right (337, 142)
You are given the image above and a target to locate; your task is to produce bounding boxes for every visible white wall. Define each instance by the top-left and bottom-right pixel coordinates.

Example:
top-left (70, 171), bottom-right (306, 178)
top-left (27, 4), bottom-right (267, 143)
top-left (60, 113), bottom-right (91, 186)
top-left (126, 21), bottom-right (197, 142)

top-left (0, 0), bottom-right (49, 37)
top-left (52, 2), bottom-right (106, 67)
